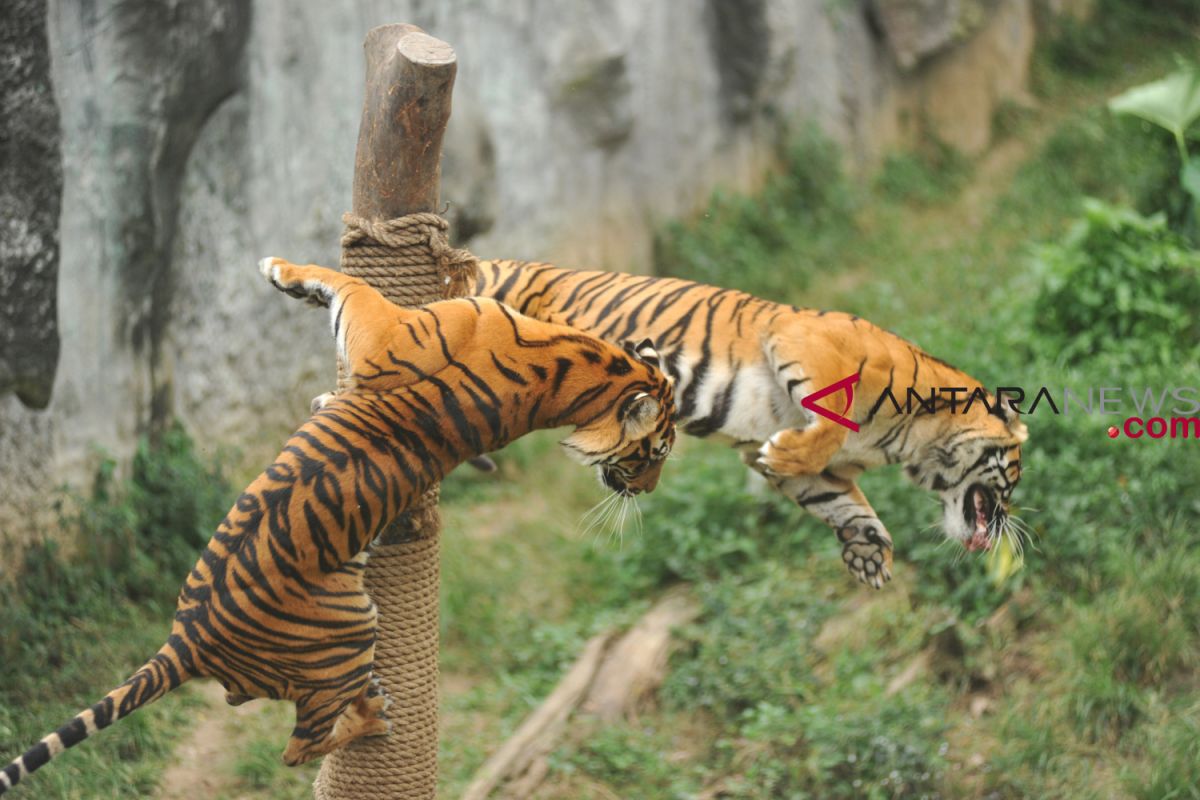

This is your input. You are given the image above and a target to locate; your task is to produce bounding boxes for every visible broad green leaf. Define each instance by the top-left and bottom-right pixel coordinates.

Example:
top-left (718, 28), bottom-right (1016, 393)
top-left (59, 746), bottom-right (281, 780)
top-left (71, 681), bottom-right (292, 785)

top-left (1182, 155), bottom-right (1200, 201)
top-left (1108, 65), bottom-right (1200, 141)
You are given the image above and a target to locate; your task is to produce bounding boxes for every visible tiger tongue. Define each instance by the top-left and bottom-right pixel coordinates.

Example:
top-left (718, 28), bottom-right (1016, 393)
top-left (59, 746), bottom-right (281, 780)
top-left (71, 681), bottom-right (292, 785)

top-left (968, 491), bottom-right (991, 551)
top-left (968, 525), bottom-right (991, 552)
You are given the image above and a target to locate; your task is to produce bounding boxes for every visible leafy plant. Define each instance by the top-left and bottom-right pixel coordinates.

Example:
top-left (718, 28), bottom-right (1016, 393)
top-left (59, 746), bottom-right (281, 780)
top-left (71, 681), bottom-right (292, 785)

top-left (664, 566), bottom-right (831, 719)
top-left (558, 723), bottom-right (702, 797)
top-left (1004, 107), bottom-right (1177, 227)
top-left (1039, 0), bottom-right (1200, 81)
top-left (875, 139), bottom-right (971, 206)
top-left (591, 442), bottom-right (825, 595)
top-left (655, 125), bottom-right (858, 301)
top-left (1032, 198), bottom-right (1200, 366)
top-left (1110, 61), bottom-right (1200, 233)
top-left (1109, 62), bottom-right (1200, 166)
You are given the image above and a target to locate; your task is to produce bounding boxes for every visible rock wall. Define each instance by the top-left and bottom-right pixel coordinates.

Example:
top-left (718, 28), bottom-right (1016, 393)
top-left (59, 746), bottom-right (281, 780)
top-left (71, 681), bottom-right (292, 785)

top-left (1, 0), bottom-right (1041, 549)
top-left (1, 0), bottom-right (61, 412)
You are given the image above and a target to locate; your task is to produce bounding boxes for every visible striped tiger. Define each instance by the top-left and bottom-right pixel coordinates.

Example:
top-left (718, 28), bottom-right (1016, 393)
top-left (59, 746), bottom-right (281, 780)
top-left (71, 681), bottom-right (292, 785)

top-left (0, 259), bottom-right (676, 794)
top-left (475, 259), bottom-right (1027, 589)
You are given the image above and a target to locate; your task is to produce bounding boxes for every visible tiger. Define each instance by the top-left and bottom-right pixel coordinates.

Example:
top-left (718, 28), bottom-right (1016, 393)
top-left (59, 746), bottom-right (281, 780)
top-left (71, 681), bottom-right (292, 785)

top-left (0, 258), bottom-right (676, 795)
top-left (474, 259), bottom-right (1028, 589)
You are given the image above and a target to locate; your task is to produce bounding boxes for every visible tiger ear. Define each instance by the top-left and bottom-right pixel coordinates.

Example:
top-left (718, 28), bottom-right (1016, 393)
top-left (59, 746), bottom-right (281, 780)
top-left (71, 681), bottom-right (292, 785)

top-left (992, 391), bottom-right (1029, 443)
top-left (623, 338), bottom-right (661, 369)
top-left (621, 391), bottom-right (660, 438)
top-left (991, 390), bottom-right (1018, 422)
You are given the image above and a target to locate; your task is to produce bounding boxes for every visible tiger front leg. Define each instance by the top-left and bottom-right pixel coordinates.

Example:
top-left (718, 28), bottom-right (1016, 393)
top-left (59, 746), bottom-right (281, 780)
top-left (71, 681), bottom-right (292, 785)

top-left (764, 469), bottom-right (894, 589)
top-left (753, 420), bottom-right (848, 479)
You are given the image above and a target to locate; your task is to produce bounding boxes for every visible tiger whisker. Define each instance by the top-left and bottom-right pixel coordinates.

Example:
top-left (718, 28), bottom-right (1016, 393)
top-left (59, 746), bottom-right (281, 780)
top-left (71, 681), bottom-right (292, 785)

top-left (606, 493), bottom-right (631, 544)
top-left (620, 496), bottom-right (635, 546)
top-left (597, 493), bottom-right (625, 546)
top-left (577, 492), bottom-right (613, 528)
top-left (1005, 513), bottom-right (1039, 554)
top-left (629, 496), bottom-right (644, 538)
top-left (578, 491), bottom-right (621, 541)
top-left (608, 498), bottom-right (628, 549)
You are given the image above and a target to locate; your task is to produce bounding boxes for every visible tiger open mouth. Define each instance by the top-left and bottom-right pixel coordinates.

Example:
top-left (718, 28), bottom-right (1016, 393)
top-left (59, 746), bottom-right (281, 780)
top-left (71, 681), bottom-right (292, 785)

top-left (963, 485), bottom-right (996, 552)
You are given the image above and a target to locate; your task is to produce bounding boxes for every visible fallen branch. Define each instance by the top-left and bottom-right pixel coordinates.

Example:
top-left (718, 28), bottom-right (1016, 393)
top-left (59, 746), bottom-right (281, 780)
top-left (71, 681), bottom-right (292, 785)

top-left (460, 632), bottom-right (614, 800)
top-left (462, 588), bottom-right (699, 800)
top-left (581, 589), bottom-right (700, 722)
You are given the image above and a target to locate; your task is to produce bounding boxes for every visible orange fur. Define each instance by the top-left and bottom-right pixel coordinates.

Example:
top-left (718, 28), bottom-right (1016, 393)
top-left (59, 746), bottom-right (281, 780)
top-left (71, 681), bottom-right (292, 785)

top-left (0, 260), bottom-right (676, 794)
top-left (476, 259), bottom-right (1026, 588)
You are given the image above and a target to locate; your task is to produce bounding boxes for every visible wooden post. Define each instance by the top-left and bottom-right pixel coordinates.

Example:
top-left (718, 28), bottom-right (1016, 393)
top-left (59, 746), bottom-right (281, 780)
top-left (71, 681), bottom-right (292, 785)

top-left (352, 24), bottom-right (455, 218)
top-left (312, 23), bottom-right (459, 800)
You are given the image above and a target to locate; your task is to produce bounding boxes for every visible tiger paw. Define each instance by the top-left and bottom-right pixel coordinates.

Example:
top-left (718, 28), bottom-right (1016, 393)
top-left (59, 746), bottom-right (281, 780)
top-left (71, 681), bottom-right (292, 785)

top-left (365, 676), bottom-right (392, 714)
top-left (753, 435), bottom-right (791, 477)
top-left (258, 256), bottom-right (287, 286)
top-left (837, 523), bottom-right (894, 589)
top-left (754, 431), bottom-right (825, 477)
top-left (361, 687), bottom-right (392, 737)
top-left (258, 257), bottom-right (329, 307)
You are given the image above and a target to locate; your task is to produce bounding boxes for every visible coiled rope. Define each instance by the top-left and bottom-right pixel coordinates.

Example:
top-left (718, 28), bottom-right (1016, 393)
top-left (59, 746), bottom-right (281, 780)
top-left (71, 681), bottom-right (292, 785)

top-left (314, 212), bottom-right (477, 800)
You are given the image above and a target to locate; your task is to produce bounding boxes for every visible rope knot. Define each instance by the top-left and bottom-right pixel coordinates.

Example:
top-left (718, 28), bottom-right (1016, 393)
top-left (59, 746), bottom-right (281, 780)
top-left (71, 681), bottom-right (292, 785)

top-left (340, 212), bottom-right (478, 303)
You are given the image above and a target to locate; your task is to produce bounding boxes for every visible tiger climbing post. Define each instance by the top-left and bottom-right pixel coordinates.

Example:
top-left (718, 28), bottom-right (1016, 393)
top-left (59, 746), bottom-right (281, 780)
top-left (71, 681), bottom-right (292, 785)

top-left (313, 23), bottom-right (463, 800)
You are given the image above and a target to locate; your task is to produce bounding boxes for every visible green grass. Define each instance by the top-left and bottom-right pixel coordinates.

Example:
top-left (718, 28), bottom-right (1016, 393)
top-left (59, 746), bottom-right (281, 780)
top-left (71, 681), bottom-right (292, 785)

top-left (553, 721), bottom-right (705, 798)
top-left (0, 424), bottom-right (236, 799)
top-left (654, 123), bottom-right (859, 300)
top-left (219, 702), bottom-right (318, 800)
top-left (875, 139), bottom-right (973, 206)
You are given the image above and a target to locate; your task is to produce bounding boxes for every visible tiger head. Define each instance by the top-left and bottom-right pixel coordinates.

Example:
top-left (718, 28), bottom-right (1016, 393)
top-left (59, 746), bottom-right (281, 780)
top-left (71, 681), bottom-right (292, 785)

top-left (561, 339), bottom-right (677, 496)
top-left (905, 395), bottom-right (1028, 552)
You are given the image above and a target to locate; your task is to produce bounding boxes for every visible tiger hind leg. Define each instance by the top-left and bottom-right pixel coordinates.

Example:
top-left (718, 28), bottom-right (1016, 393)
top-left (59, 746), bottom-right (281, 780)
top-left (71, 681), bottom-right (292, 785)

top-left (281, 680), bottom-right (391, 766)
top-left (259, 256), bottom-right (481, 395)
top-left (259, 257), bottom-right (410, 392)
top-left (259, 257), bottom-right (364, 309)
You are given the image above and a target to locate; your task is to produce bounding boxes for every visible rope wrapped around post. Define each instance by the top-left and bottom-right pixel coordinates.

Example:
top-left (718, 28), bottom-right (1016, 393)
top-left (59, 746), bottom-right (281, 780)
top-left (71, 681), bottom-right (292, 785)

top-left (337, 212), bottom-right (479, 312)
top-left (313, 212), bottom-right (477, 800)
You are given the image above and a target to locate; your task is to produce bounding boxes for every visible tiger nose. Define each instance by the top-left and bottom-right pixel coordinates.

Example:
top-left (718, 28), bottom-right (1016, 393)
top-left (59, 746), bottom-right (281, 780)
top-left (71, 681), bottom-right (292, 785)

top-left (628, 460), bottom-right (665, 494)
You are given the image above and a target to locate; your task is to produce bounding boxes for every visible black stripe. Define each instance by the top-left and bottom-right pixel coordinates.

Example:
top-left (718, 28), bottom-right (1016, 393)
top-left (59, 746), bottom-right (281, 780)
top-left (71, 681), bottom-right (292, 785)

top-left (551, 357), bottom-right (573, 394)
top-left (797, 491), bottom-right (845, 507)
top-left (488, 263), bottom-right (526, 303)
top-left (490, 352), bottom-right (528, 385)
top-left (684, 374), bottom-right (736, 438)
top-left (22, 743), bottom-right (50, 772)
top-left (55, 717), bottom-right (89, 748)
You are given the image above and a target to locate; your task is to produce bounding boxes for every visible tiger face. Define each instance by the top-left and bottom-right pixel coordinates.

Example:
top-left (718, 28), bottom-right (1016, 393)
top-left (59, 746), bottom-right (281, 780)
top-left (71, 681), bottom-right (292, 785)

top-left (906, 403), bottom-right (1028, 552)
top-left (561, 339), bottom-right (677, 496)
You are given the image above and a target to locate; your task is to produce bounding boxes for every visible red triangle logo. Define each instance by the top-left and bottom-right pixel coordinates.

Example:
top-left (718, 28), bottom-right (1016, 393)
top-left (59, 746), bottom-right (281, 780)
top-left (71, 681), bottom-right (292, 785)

top-left (801, 373), bottom-right (860, 432)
